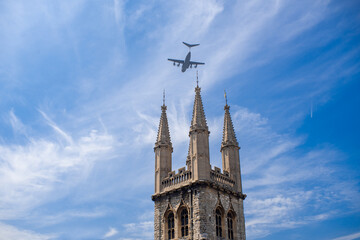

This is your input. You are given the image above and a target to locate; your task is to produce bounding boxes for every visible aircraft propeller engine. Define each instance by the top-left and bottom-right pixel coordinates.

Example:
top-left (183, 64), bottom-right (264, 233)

top-left (167, 42), bottom-right (204, 72)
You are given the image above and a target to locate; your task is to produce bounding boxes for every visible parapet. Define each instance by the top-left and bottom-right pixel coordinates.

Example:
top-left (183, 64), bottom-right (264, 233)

top-left (161, 167), bottom-right (192, 191)
top-left (161, 165), bottom-right (236, 193)
top-left (210, 166), bottom-right (235, 189)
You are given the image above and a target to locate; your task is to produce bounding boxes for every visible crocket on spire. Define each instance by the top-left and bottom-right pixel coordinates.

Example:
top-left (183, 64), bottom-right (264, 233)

top-left (221, 95), bottom-right (239, 149)
top-left (155, 91), bottom-right (172, 148)
top-left (190, 85), bottom-right (209, 133)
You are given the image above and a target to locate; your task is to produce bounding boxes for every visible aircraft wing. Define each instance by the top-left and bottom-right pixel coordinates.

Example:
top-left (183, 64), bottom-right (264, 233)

top-left (168, 58), bottom-right (184, 64)
top-left (189, 61), bottom-right (205, 65)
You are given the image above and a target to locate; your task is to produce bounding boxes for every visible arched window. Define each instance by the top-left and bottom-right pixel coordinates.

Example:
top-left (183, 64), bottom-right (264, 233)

top-left (180, 209), bottom-right (189, 237)
top-left (216, 209), bottom-right (222, 237)
top-left (227, 212), bottom-right (235, 240)
top-left (167, 212), bottom-right (175, 239)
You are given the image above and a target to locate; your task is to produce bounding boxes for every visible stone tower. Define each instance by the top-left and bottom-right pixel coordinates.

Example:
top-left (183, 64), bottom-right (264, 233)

top-left (152, 84), bottom-right (246, 240)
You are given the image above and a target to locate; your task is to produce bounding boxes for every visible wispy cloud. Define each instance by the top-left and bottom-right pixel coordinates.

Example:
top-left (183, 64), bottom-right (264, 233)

top-left (118, 207), bottom-right (153, 240)
top-left (0, 222), bottom-right (54, 240)
top-left (116, 104), bottom-right (359, 239)
top-left (29, 208), bottom-right (109, 227)
top-left (38, 110), bottom-right (73, 145)
top-left (225, 108), bottom-right (359, 239)
top-left (103, 227), bottom-right (118, 238)
top-left (8, 109), bottom-right (28, 138)
top-left (122, 221), bottom-right (153, 239)
top-left (0, 111), bottom-right (115, 220)
top-left (0, 0), bottom-right (358, 239)
top-left (333, 232), bottom-right (360, 240)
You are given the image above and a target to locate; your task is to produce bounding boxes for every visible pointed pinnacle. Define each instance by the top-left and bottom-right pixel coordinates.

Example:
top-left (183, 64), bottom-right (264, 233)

top-left (155, 104), bottom-right (172, 148)
top-left (221, 104), bottom-right (238, 149)
top-left (190, 86), bottom-right (208, 132)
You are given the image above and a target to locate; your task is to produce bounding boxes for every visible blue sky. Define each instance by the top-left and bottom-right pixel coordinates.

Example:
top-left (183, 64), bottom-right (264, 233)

top-left (0, 0), bottom-right (359, 239)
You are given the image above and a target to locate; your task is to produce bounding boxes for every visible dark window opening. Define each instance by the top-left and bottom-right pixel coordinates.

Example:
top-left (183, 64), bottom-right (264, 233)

top-left (227, 212), bottom-right (234, 240)
top-left (216, 209), bottom-right (222, 237)
top-left (181, 209), bottom-right (189, 237)
top-left (167, 212), bottom-right (175, 239)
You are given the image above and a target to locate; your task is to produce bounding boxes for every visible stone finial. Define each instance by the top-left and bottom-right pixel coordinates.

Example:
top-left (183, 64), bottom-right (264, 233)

top-left (155, 103), bottom-right (172, 148)
top-left (221, 104), bottom-right (239, 149)
top-left (190, 86), bottom-right (209, 132)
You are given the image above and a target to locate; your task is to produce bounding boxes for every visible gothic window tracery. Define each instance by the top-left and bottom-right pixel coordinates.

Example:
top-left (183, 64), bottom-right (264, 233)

top-left (227, 212), bottom-right (235, 240)
top-left (167, 212), bottom-right (175, 239)
top-left (216, 208), bottom-right (223, 237)
top-left (180, 208), bottom-right (189, 237)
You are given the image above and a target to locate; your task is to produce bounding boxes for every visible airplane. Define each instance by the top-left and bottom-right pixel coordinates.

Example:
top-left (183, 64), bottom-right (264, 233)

top-left (168, 42), bottom-right (205, 72)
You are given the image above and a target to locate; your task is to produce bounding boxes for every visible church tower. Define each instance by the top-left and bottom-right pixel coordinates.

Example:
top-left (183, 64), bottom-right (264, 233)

top-left (152, 84), bottom-right (246, 240)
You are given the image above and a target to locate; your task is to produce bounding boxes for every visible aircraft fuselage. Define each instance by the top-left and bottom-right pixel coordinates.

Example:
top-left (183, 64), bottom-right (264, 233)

top-left (168, 42), bottom-right (204, 72)
top-left (182, 52), bottom-right (191, 72)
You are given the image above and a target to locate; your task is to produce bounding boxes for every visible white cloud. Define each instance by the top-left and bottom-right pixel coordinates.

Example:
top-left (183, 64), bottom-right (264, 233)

top-left (0, 111), bottom-right (115, 220)
top-left (0, 0), bottom-right (358, 239)
top-left (29, 208), bottom-right (109, 227)
top-left (116, 104), bottom-right (359, 239)
top-left (118, 211), bottom-right (154, 240)
top-left (118, 238), bottom-right (142, 240)
top-left (333, 232), bottom-right (360, 240)
top-left (0, 1), bottom-right (87, 84)
top-left (0, 222), bottom-right (54, 240)
top-left (8, 109), bottom-right (28, 138)
top-left (103, 227), bottom-right (118, 238)
top-left (80, 0), bottom-right (335, 147)
top-left (122, 221), bottom-right (153, 239)
top-left (38, 110), bottom-right (73, 144)
top-left (113, 0), bottom-right (124, 26)
top-left (221, 108), bottom-right (360, 239)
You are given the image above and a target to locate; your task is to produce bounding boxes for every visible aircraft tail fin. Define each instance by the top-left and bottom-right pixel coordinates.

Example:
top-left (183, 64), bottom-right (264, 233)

top-left (183, 42), bottom-right (200, 48)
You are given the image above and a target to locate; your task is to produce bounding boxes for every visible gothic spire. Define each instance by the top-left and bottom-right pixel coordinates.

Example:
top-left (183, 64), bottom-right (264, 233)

top-left (221, 103), bottom-right (239, 149)
top-left (187, 81), bottom-right (211, 180)
top-left (155, 97), bottom-right (172, 148)
top-left (190, 86), bottom-right (209, 132)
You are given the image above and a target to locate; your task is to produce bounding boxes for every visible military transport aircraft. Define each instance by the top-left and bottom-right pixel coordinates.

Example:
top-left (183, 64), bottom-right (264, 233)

top-left (168, 42), bottom-right (205, 72)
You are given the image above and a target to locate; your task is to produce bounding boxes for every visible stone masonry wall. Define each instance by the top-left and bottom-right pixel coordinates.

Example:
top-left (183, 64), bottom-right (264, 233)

top-left (154, 184), bottom-right (245, 240)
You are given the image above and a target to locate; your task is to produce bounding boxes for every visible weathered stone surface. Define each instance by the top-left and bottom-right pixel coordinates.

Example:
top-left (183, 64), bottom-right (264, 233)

top-left (153, 183), bottom-right (245, 240)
